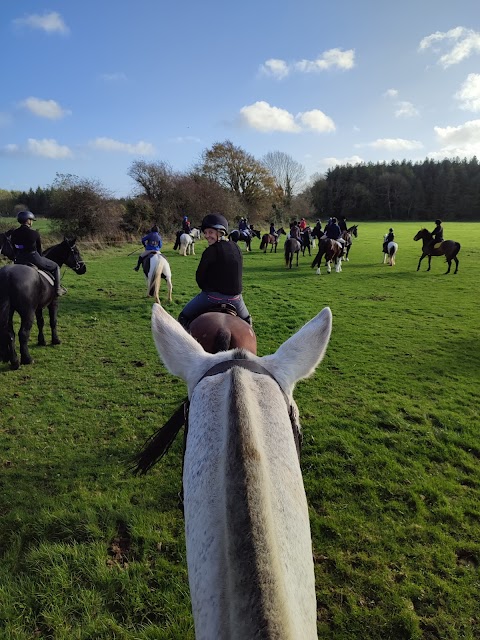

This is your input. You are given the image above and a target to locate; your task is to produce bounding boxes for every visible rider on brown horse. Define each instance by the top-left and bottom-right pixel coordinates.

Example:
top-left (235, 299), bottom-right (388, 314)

top-left (430, 219), bottom-right (444, 249)
top-left (178, 213), bottom-right (252, 330)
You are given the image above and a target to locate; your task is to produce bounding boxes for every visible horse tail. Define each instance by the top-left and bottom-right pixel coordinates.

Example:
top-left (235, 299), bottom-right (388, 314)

top-left (453, 242), bottom-right (461, 257)
top-left (284, 241), bottom-right (290, 266)
top-left (149, 256), bottom-right (173, 304)
top-left (260, 236), bottom-right (266, 250)
top-left (213, 328), bottom-right (231, 351)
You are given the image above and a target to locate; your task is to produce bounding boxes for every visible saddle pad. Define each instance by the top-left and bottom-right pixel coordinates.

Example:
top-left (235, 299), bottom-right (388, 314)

top-left (38, 270), bottom-right (55, 286)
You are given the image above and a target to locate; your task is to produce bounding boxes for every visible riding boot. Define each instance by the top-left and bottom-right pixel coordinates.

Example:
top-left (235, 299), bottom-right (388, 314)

top-left (133, 256), bottom-right (142, 271)
top-left (53, 266), bottom-right (66, 297)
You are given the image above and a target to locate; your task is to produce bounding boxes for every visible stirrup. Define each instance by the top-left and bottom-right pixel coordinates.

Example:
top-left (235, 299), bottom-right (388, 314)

top-left (56, 285), bottom-right (67, 296)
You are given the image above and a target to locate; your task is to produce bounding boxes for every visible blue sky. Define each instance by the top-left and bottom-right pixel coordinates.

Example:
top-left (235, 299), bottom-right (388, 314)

top-left (2, 0), bottom-right (480, 197)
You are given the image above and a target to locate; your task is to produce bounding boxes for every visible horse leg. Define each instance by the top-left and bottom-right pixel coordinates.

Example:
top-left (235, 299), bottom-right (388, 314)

top-left (296, 251), bottom-right (299, 267)
top-left (336, 257), bottom-right (342, 273)
top-left (326, 260), bottom-right (332, 274)
top-left (36, 307), bottom-right (46, 346)
top-left (47, 302), bottom-right (60, 345)
top-left (19, 312), bottom-right (35, 365)
top-left (454, 256), bottom-right (459, 274)
top-left (417, 254), bottom-right (426, 271)
top-left (427, 256), bottom-right (432, 272)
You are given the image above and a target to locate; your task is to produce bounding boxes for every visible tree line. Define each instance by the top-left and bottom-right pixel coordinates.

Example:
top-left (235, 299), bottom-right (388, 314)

top-left (1, 143), bottom-right (479, 239)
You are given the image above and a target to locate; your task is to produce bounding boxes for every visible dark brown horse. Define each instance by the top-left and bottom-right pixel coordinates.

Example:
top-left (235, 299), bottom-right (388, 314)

top-left (284, 237), bottom-right (301, 268)
top-left (414, 229), bottom-right (461, 274)
top-left (311, 237), bottom-right (345, 274)
top-left (259, 227), bottom-right (286, 253)
top-left (189, 312), bottom-right (257, 354)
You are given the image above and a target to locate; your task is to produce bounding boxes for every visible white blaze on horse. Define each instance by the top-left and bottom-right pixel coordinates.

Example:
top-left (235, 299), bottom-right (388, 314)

top-left (151, 303), bottom-right (332, 640)
top-left (383, 235), bottom-right (398, 266)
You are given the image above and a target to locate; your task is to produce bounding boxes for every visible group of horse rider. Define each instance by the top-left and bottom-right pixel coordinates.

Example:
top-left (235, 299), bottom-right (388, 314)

top-left (382, 219), bottom-right (444, 253)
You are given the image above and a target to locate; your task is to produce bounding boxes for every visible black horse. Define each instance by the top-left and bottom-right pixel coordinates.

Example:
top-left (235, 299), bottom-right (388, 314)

top-left (414, 228), bottom-right (461, 274)
top-left (0, 238), bottom-right (86, 369)
top-left (301, 228), bottom-right (312, 256)
top-left (284, 237), bottom-right (301, 268)
top-left (228, 229), bottom-right (261, 252)
top-left (342, 225), bottom-right (358, 261)
top-left (0, 232), bottom-right (15, 261)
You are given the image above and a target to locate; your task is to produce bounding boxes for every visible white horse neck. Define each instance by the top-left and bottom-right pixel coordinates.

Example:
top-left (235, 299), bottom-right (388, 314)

top-left (184, 365), bottom-right (317, 639)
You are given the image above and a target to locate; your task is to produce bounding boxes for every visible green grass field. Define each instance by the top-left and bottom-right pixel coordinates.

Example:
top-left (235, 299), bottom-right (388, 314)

top-left (1, 221), bottom-right (479, 639)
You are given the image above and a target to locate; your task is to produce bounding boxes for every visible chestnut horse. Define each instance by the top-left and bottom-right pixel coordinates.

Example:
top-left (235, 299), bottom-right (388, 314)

top-left (414, 228), bottom-right (461, 274)
top-left (189, 311), bottom-right (257, 354)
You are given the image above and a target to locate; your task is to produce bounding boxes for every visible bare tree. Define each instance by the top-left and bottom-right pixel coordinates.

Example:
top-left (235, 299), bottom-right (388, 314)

top-left (262, 151), bottom-right (306, 210)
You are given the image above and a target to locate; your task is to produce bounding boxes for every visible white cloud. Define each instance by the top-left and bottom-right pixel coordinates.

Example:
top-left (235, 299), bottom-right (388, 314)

top-left (297, 109), bottom-right (335, 132)
top-left (260, 59), bottom-right (289, 79)
top-left (321, 155), bottom-right (364, 168)
top-left (13, 12), bottom-right (69, 35)
top-left (418, 27), bottom-right (480, 68)
top-left (384, 89), bottom-right (399, 98)
top-left (259, 48), bottom-right (355, 79)
top-left (100, 72), bottom-right (128, 82)
top-left (433, 119), bottom-right (480, 154)
top-left (294, 48), bottom-right (355, 72)
top-left (240, 101), bottom-right (335, 134)
top-left (27, 138), bottom-right (73, 158)
top-left (455, 74), bottom-right (480, 112)
top-left (21, 97), bottom-right (71, 120)
top-left (89, 137), bottom-right (156, 155)
top-left (394, 101), bottom-right (420, 118)
top-left (240, 102), bottom-right (300, 132)
top-left (360, 138), bottom-right (423, 151)
top-left (171, 136), bottom-right (202, 144)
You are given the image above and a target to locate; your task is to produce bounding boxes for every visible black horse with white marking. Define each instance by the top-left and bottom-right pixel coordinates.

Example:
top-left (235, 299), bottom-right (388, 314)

top-left (0, 238), bottom-right (86, 369)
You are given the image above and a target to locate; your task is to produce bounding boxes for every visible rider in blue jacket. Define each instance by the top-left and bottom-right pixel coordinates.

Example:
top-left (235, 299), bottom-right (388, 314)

top-left (134, 225), bottom-right (163, 271)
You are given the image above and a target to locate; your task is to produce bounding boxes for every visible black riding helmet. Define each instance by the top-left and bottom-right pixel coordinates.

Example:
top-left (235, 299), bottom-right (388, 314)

top-left (17, 211), bottom-right (36, 224)
top-left (201, 213), bottom-right (228, 234)
top-left (435, 219), bottom-right (442, 225)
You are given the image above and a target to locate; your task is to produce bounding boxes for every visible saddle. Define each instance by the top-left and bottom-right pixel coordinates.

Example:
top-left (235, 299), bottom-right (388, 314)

top-left (18, 263), bottom-right (55, 287)
top-left (206, 302), bottom-right (238, 317)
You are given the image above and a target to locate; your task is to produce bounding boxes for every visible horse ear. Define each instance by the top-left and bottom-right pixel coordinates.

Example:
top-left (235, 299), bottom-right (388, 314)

top-left (151, 304), bottom-right (213, 389)
top-left (261, 307), bottom-right (332, 394)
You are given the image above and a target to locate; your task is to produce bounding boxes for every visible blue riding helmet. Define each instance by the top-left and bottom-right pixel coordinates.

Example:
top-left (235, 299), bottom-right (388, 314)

top-left (17, 211), bottom-right (36, 223)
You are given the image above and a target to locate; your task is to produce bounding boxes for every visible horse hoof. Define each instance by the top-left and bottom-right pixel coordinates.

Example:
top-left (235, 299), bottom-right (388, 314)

top-left (38, 339), bottom-right (46, 346)
top-left (20, 358), bottom-right (33, 365)
top-left (11, 361), bottom-right (20, 370)
top-left (52, 338), bottom-right (61, 345)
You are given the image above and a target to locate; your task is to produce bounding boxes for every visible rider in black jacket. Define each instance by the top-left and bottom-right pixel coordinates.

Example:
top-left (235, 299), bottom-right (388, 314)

top-left (10, 211), bottom-right (65, 296)
top-left (178, 213), bottom-right (251, 329)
